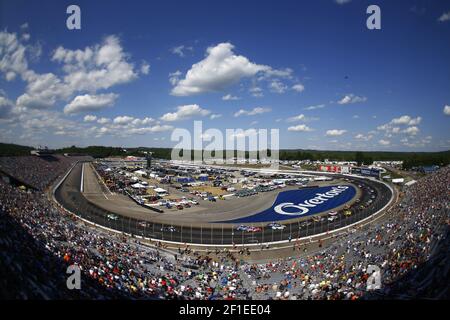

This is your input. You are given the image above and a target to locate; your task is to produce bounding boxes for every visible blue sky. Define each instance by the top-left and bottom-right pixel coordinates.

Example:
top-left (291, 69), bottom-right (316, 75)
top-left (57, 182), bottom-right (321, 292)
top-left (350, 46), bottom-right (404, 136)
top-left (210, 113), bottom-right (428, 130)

top-left (0, 0), bottom-right (449, 151)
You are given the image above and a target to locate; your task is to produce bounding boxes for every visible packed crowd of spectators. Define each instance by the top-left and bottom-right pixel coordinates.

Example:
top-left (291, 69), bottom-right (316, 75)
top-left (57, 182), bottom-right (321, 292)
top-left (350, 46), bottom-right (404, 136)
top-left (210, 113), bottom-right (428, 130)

top-left (242, 167), bottom-right (450, 299)
top-left (0, 155), bottom-right (92, 190)
top-left (0, 155), bottom-right (448, 299)
top-left (0, 159), bottom-right (251, 299)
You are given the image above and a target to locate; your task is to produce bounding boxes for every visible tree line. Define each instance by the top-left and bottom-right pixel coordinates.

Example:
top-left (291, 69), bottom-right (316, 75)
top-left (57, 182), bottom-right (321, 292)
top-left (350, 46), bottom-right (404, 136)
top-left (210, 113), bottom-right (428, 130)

top-left (0, 143), bottom-right (448, 169)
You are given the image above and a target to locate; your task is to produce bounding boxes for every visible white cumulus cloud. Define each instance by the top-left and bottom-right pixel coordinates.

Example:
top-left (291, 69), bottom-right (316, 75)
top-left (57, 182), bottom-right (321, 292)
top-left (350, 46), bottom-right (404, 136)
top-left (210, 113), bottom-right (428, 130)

top-left (0, 31), bottom-right (139, 110)
top-left (304, 104), bottom-right (325, 111)
top-left (234, 107), bottom-right (271, 117)
top-left (97, 117), bottom-right (110, 124)
top-left (390, 115), bottom-right (422, 126)
top-left (64, 93), bottom-right (118, 114)
top-left (83, 114), bottom-right (97, 122)
top-left (249, 86), bottom-right (263, 97)
top-left (52, 35), bottom-right (137, 92)
top-left (113, 115), bottom-right (135, 125)
top-left (326, 129), bottom-right (347, 136)
top-left (140, 61), bottom-right (150, 75)
top-left (292, 84), bottom-right (305, 92)
top-left (443, 105), bottom-right (450, 115)
top-left (210, 113), bottom-right (222, 120)
top-left (171, 45), bottom-right (193, 57)
top-left (403, 126), bottom-right (420, 136)
top-left (269, 80), bottom-right (287, 93)
top-left (288, 124), bottom-right (313, 132)
top-left (286, 114), bottom-right (306, 122)
top-left (438, 11), bottom-right (450, 22)
top-left (170, 42), bottom-right (288, 96)
top-left (355, 133), bottom-right (373, 141)
top-left (222, 94), bottom-right (240, 101)
top-left (338, 94), bottom-right (367, 105)
top-left (160, 104), bottom-right (211, 121)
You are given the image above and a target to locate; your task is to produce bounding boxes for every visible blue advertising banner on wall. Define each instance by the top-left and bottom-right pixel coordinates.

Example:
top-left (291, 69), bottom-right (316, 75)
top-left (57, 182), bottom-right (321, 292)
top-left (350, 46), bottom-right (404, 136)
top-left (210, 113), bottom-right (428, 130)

top-left (219, 185), bottom-right (356, 223)
top-left (360, 168), bottom-right (381, 178)
top-left (351, 167), bottom-right (362, 174)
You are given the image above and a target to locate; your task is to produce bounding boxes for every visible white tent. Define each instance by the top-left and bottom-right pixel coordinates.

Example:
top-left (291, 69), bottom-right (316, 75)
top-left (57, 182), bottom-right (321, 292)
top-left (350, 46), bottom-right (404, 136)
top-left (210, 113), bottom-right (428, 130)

top-left (134, 170), bottom-right (147, 176)
top-left (131, 183), bottom-right (147, 189)
top-left (314, 176), bottom-right (331, 181)
top-left (405, 180), bottom-right (417, 187)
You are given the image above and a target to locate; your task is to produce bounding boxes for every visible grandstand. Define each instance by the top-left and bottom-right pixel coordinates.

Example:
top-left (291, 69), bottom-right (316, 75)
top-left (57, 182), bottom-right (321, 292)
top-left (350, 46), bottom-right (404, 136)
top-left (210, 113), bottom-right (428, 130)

top-left (0, 154), bottom-right (92, 190)
top-left (0, 155), bottom-right (448, 300)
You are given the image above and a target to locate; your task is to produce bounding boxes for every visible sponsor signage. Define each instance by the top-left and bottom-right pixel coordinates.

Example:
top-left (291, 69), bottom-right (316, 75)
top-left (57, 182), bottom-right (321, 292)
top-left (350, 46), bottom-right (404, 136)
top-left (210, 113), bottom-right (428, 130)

top-left (319, 165), bottom-right (342, 173)
top-left (360, 167), bottom-right (381, 178)
top-left (220, 185), bottom-right (356, 223)
top-left (274, 186), bottom-right (350, 216)
top-left (352, 167), bottom-right (362, 174)
top-left (341, 166), bottom-right (351, 174)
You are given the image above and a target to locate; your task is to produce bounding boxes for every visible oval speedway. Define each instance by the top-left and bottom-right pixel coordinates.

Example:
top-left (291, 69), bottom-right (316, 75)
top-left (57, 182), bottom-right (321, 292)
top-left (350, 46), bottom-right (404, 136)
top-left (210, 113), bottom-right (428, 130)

top-left (54, 162), bottom-right (394, 246)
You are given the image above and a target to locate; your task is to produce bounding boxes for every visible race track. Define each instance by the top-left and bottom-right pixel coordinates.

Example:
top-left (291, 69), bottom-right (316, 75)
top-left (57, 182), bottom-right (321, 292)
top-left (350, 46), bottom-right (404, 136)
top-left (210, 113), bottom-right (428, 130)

top-left (54, 162), bottom-right (393, 246)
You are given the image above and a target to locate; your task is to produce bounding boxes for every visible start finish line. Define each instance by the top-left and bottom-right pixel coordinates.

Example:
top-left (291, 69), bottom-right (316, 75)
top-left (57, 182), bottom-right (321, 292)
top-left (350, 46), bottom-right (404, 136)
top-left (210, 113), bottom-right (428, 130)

top-left (219, 185), bottom-right (357, 224)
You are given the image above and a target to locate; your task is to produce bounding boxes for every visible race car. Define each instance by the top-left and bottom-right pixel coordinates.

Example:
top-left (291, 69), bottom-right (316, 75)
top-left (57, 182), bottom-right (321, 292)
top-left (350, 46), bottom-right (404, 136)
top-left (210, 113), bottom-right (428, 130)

top-left (328, 215), bottom-right (338, 222)
top-left (236, 225), bottom-right (249, 232)
top-left (312, 216), bottom-right (325, 223)
top-left (267, 222), bottom-right (287, 230)
top-left (236, 225), bottom-right (261, 232)
top-left (160, 226), bottom-right (176, 232)
top-left (138, 221), bottom-right (151, 228)
top-left (299, 220), bottom-right (313, 228)
top-left (106, 214), bottom-right (119, 220)
top-left (247, 226), bottom-right (262, 233)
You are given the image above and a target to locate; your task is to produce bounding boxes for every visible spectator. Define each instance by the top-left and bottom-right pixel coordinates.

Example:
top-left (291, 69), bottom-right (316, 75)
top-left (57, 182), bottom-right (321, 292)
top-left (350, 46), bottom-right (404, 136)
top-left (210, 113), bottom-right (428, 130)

top-left (0, 156), bottom-right (448, 300)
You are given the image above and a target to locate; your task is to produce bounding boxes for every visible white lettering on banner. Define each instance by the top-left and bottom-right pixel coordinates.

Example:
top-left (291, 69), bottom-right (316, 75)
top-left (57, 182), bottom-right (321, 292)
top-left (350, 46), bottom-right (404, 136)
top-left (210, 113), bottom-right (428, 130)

top-left (274, 186), bottom-right (350, 216)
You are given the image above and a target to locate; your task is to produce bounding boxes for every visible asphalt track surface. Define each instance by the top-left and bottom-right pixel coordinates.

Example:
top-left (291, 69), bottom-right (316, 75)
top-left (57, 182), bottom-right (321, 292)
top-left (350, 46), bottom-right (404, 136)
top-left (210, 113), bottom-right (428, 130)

top-left (81, 163), bottom-right (304, 223)
top-left (55, 162), bottom-right (393, 245)
top-left (81, 162), bottom-right (361, 224)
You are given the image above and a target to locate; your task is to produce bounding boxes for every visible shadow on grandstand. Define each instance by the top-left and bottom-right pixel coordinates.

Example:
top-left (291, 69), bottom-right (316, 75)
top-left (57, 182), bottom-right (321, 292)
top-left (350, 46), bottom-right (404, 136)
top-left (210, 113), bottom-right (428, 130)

top-left (0, 209), bottom-right (132, 299)
top-left (38, 155), bottom-right (59, 162)
top-left (364, 227), bottom-right (450, 300)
